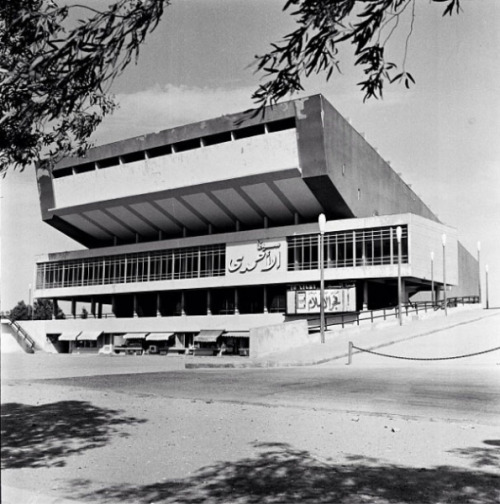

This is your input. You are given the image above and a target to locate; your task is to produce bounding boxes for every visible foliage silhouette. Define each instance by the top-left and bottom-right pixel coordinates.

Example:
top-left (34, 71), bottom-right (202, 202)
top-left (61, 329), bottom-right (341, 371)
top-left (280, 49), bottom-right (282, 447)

top-left (1, 401), bottom-right (146, 469)
top-left (448, 439), bottom-right (500, 469)
top-left (70, 441), bottom-right (499, 503)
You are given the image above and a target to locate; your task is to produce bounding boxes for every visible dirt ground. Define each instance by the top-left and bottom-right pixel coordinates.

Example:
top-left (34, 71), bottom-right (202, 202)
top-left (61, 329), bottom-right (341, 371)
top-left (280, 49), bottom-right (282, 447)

top-left (2, 351), bottom-right (499, 504)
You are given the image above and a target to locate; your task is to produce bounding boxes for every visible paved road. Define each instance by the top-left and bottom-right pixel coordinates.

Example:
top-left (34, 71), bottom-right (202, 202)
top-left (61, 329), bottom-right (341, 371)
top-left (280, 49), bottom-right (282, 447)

top-left (38, 365), bottom-right (500, 426)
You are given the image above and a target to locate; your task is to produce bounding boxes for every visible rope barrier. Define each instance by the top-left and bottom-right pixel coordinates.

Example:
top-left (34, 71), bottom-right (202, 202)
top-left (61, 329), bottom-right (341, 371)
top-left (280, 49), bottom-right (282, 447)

top-left (350, 343), bottom-right (500, 362)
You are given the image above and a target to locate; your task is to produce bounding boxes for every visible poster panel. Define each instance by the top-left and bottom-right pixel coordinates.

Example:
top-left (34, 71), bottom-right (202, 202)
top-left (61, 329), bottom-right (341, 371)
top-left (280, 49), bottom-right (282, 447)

top-left (292, 287), bottom-right (356, 314)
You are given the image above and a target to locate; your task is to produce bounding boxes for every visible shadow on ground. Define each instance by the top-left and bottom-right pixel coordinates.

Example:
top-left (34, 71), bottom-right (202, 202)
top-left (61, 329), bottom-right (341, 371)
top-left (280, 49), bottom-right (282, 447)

top-left (448, 439), bottom-right (500, 469)
top-left (1, 401), bottom-right (146, 469)
top-left (71, 442), bottom-right (499, 504)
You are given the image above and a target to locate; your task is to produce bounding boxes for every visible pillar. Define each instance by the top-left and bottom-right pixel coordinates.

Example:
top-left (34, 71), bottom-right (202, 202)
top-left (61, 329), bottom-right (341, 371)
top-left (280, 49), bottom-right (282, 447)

top-left (363, 281), bottom-right (368, 311)
top-left (91, 297), bottom-right (96, 318)
top-left (52, 299), bottom-right (58, 320)
top-left (156, 292), bottom-right (162, 317)
top-left (206, 290), bottom-right (212, 315)
top-left (180, 291), bottom-right (186, 316)
top-left (133, 294), bottom-right (139, 318)
top-left (71, 299), bottom-right (77, 319)
top-left (263, 286), bottom-right (268, 313)
top-left (234, 288), bottom-right (240, 315)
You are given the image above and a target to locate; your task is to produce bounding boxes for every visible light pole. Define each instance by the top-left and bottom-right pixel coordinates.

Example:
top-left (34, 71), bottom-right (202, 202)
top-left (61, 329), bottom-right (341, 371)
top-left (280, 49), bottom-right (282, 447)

top-left (485, 265), bottom-right (489, 310)
top-left (431, 251), bottom-right (434, 305)
top-left (442, 233), bottom-right (447, 316)
top-left (318, 213), bottom-right (326, 344)
top-left (396, 226), bottom-right (402, 326)
top-left (477, 241), bottom-right (481, 305)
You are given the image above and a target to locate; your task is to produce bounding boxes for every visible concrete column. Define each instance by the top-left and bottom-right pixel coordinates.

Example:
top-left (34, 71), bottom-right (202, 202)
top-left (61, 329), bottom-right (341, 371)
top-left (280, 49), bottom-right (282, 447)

top-left (263, 286), bottom-right (268, 313)
top-left (156, 292), bottom-right (162, 317)
top-left (234, 288), bottom-right (240, 315)
top-left (71, 299), bottom-right (77, 319)
top-left (91, 297), bottom-right (96, 318)
top-left (97, 302), bottom-right (103, 319)
top-left (206, 290), bottom-right (212, 315)
top-left (180, 291), bottom-right (186, 316)
top-left (52, 299), bottom-right (58, 320)
top-left (111, 296), bottom-right (116, 317)
top-left (401, 279), bottom-right (408, 304)
top-left (363, 281), bottom-right (368, 311)
top-left (133, 295), bottom-right (139, 318)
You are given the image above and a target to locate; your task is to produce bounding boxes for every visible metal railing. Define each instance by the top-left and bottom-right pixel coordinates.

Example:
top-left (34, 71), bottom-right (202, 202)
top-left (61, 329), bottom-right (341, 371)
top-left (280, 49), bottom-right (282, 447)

top-left (7, 319), bottom-right (37, 353)
top-left (308, 296), bottom-right (480, 332)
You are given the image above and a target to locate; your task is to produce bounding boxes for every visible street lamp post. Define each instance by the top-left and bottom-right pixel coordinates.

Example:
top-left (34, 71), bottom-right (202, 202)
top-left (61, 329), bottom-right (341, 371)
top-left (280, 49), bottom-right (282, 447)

top-left (396, 226), bottom-right (403, 326)
top-left (442, 234), bottom-right (447, 316)
top-left (431, 251), bottom-right (434, 305)
top-left (318, 213), bottom-right (326, 344)
top-left (485, 265), bottom-right (489, 310)
top-left (477, 241), bottom-right (481, 306)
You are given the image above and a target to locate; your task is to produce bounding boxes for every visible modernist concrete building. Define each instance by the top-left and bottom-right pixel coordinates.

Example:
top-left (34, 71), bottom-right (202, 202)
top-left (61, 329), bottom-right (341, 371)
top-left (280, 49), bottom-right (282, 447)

top-left (31, 94), bottom-right (478, 354)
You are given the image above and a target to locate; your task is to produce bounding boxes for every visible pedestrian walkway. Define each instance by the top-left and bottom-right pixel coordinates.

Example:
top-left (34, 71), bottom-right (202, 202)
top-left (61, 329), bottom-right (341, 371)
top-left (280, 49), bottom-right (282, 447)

top-left (186, 307), bottom-right (500, 368)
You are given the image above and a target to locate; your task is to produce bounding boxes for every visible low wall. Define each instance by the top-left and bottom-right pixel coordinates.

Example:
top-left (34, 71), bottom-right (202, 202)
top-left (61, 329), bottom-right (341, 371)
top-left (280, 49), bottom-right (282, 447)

top-left (1, 322), bottom-right (27, 354)
top-left (250, 320), bottom-right (312, 359)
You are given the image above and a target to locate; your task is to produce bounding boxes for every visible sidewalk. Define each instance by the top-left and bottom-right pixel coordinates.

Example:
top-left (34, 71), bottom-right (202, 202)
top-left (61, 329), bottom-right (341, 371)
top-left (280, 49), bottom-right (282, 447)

top-left (186, 306), bottom-right (500, 368)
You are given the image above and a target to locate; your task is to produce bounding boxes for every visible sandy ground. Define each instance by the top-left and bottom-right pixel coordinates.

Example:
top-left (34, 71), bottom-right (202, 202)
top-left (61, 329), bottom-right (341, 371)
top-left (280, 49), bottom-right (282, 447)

top-left (2, 353), bottom-right (499, 503)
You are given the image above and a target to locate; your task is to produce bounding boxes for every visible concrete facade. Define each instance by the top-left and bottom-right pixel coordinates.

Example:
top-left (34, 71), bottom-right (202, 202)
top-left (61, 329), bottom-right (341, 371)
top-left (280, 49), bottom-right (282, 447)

top-left (29, 95), bottom-right (479, 353)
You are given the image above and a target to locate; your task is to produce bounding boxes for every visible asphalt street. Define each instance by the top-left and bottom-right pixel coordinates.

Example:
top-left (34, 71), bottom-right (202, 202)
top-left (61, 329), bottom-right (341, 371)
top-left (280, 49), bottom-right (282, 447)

top-left (38, 365), bottom-right (500, 426)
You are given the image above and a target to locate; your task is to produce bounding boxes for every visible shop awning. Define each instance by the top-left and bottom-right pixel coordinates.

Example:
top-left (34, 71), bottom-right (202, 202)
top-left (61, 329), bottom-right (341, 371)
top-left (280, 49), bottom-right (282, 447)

top-left (224, 332), bottom-right (250, 338)
top-left (123, 333), bottom-right (148, 340)
top-left (58, 331), bottom-right (81, 341)
top-left (77, 331), bottom-right (103, 341)
top-left (146, 332), bottom-right (174, 341)
top-left (194, 329), bottom-right (224, 343)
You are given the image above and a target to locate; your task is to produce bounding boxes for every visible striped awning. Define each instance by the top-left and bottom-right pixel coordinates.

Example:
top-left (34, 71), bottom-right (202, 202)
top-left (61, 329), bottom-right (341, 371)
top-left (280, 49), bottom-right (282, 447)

top-left (77, 331), bottom-right (102, 341)
top-left (58, 331), bottom-right (81, 341)
top-left (146, 332), bottom-right (174, 341)
top-left (123, 333), bottom-right (148, 340)
top-left (194, 329), bottom-right (224, 343)
top-left (223, 332), bottom-right (250, 338)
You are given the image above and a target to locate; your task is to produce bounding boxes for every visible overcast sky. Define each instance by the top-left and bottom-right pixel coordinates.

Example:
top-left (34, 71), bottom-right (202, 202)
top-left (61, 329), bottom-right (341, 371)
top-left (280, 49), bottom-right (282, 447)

top-left (2, 0), bottom-right (499, 310)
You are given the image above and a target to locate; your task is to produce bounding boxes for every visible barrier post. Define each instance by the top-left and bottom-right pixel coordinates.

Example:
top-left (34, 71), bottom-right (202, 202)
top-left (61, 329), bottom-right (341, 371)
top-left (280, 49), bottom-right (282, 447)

top-left (347, 341), bottom-right (353, 365)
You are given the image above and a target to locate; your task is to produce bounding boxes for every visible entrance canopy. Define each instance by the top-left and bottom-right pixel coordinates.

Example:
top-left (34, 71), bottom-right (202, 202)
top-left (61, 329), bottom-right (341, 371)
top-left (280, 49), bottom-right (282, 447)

top-left (123, 333), bottom-right (148, 340)
top-left (58, 331), bottom-right (81, 341)
top-left (194, 329), bottom-right (224, 343)
top-left (146, 333), bottom-right (174, 342)
top-left (77, 331), bottom-right (102, 341)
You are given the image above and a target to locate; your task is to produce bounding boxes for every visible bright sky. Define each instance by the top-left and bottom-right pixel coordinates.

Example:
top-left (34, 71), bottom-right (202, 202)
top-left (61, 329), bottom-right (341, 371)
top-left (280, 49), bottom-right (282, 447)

top-left (1, 0), bottom-right (499, 310)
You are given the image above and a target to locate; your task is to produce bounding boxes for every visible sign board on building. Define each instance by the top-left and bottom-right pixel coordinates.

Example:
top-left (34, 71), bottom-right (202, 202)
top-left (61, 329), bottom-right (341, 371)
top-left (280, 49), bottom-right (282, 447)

top-left (226, 239), bottom-right (286, 276)
top-left (287, 287), bottom-right (357, 314)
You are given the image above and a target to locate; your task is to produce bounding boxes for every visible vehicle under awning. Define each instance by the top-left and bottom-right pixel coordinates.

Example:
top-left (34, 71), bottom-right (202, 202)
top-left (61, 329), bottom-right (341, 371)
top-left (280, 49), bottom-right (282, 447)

top-left (194, 329), bottom-right (224, 343)
top-left (58, 331), bottom-right (81, 341)
top-left (77, 331), bottom-right (103, 341)
top-left (123, 333), bottom-right (148, 340)
top-left (146, 332), bottom-right (174, 342)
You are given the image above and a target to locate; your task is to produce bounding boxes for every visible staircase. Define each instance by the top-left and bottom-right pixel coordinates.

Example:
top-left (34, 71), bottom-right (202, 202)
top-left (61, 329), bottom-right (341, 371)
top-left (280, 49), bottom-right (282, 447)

top-left (2, 319), bottom-right (38, 353)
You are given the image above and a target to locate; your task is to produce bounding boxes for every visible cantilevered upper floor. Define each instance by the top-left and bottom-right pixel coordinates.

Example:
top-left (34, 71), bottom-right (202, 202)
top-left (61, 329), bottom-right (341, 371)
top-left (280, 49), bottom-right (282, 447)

top-left (37, 94), bottom-right (438, 248)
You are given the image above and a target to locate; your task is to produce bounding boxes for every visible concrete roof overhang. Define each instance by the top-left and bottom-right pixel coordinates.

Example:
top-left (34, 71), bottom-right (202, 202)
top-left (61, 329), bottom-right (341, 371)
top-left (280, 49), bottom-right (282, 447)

top-left (45, 169), bottom-right (325, 245)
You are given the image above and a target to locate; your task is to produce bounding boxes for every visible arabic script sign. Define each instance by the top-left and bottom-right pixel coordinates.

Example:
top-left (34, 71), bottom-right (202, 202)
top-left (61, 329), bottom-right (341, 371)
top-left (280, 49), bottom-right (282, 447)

top-left (290, 287), bottom-right (357, 314)
top-left (227, 239), bottom-right (285, 275)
